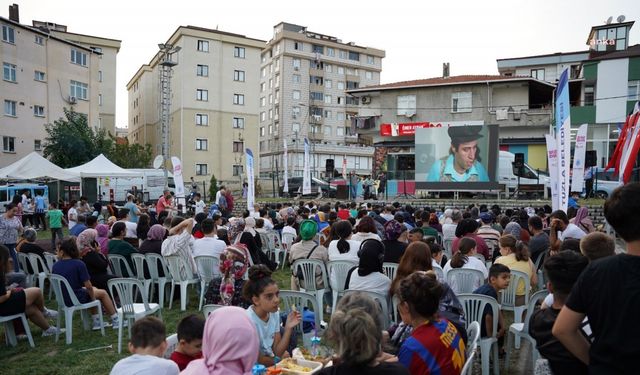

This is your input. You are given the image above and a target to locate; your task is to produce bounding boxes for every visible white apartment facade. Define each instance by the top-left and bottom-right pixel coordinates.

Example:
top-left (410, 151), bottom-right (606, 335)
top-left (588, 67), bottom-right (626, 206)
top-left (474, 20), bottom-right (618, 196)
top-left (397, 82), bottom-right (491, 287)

top-left (1, 8), bottom-right (118, 168)
top-left (259, 22), bottom-right (385, 181)
top-left (127, 26), bottom-right (264, 184)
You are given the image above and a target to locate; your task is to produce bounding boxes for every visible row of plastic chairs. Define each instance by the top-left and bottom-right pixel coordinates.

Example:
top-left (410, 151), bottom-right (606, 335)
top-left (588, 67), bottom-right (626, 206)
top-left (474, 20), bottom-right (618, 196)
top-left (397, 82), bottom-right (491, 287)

top-left (258, 231), bottom-right (296, 269)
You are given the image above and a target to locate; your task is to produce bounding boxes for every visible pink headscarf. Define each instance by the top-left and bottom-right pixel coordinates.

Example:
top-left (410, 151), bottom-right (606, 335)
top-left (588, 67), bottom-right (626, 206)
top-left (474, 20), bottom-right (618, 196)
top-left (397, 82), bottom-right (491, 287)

top-left (96, 224), bottom-right (110, 256)
top-left (181, 306), bottom-right (259, 375)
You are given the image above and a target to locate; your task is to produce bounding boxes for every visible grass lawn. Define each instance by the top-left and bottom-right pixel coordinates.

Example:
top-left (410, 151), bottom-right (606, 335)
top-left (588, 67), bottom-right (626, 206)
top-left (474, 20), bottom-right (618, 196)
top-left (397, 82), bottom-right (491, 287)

top-left (1, 266), bottom-right (294, 375)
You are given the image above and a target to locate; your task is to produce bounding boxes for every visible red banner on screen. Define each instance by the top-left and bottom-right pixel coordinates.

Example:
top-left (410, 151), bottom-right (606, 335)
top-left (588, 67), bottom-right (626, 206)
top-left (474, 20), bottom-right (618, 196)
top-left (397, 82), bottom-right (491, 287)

top-left (380, 122), bottom-right (442, 136)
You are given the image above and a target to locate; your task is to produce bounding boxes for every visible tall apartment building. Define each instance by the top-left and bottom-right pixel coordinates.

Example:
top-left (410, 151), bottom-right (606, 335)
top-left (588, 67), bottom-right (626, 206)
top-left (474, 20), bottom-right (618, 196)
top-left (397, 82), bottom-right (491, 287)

top-left (0, 5), bottom-right (120, 167)
top-left (259, 22), bottom-right (385, 181)
top-left (127, 26), bottom-right (264, 184)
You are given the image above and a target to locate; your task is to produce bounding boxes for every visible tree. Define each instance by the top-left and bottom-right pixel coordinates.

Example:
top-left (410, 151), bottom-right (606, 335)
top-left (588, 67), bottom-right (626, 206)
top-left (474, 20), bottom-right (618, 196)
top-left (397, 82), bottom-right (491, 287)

top-left (209, 174), bottom-right (218, 201)
top-left (107, 140), bottom-right (153, 168)
top-left (43, 108), bottom-right (112, 167)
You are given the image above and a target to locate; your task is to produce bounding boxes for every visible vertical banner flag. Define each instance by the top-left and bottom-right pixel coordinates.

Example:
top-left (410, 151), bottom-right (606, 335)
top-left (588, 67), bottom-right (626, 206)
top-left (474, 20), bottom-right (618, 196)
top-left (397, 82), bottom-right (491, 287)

top-left (171, 157), bottom-right (186, 213)
top-left (545, 134), bottom-right (560, 211)
top-left (571, 124), bottom-right (589, 194)
top-left (555, 68), bottom-right (572, 212)
top-left (283, 140), bottom-right (289, 194)
top-left (303, 138), bottom-right (311, 195)
top-left (342, 155), bottom-right (347, 179)
top-left (618, 104), bottom-right (640, 183)
top-left (245, 149), bottom-right (255, 212)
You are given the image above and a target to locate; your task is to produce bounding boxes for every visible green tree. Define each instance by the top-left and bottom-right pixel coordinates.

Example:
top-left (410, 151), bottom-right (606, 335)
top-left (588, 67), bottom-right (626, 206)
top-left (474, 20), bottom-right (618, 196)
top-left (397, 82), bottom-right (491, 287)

top-left (209, 174), bottom-right (218, 201)
top-left (107, 140), bottom-right (153, 168)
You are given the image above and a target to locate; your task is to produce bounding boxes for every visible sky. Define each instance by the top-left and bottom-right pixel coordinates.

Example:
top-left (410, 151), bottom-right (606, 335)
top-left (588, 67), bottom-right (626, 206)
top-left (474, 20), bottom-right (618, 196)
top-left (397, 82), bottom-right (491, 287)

top-left (3, 0), bottom-right (639, 129)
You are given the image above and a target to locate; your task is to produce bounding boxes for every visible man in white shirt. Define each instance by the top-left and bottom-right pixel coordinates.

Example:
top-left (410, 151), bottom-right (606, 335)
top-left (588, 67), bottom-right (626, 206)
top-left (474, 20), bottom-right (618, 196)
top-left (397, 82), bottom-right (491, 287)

top-left (193, 193), bottom-right (206, 215)
top-left (117, 208), bottom-right (138, 238)
top-left (549, 210), bottom-right (586, 253)
top-left (192, 219), bottom-right (226, 261)
top-left (161, 217), bottom-right (196, 278)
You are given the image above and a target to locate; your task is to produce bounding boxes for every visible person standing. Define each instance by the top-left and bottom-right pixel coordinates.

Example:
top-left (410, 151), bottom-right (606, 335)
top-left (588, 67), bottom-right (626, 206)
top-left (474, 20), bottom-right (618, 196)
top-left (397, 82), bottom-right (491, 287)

top-left (46, 202), bottom-right (66, 251)
top-left (34, 191), bottom-right (47, 230)
top-left (67, 199), bottom-right (78, 231)
top-left (155, 190), bottom-right (171, 216)
top-left (0, 203), bottom-right (23, 272)
top-left (378, 172), bottom-right (387, 198)
top-left (124, 194), bottom-right (141, 223)
top-left (349, 171), bottom-right (359, 200)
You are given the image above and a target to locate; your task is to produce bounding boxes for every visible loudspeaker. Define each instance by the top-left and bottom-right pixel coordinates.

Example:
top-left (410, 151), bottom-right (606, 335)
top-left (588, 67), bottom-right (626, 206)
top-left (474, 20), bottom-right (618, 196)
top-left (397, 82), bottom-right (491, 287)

top-left (585, 150), bottom-right (597, 167)
top-left (514, 153), bottom-right (525, 169)
top-left (325, 159), bottom-right (334, 174)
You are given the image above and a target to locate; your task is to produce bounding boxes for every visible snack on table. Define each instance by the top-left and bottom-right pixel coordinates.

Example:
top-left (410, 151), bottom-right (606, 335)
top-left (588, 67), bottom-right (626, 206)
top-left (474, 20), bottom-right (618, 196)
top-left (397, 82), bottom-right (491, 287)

top-left (279, 359), bottom-right (312, 372)
top-left (274, 358), bottom-right (322, 374)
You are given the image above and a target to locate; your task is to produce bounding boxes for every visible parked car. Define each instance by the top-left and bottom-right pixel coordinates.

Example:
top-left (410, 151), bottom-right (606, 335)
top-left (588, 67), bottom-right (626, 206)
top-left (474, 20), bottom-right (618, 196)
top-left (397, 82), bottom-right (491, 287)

top-left (279, 177), bottom-right (337, 198)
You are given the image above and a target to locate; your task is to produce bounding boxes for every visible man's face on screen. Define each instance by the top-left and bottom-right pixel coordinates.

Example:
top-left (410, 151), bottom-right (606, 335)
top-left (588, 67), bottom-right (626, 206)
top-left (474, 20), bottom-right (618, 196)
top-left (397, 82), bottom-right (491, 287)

top-left (452, 140), bottom-right (478, 173)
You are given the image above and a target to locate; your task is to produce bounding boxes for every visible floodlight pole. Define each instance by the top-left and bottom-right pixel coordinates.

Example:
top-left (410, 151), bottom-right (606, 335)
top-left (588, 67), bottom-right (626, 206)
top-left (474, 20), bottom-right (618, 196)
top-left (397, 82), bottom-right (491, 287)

top-left (158, 43), bottom-right (180, 189)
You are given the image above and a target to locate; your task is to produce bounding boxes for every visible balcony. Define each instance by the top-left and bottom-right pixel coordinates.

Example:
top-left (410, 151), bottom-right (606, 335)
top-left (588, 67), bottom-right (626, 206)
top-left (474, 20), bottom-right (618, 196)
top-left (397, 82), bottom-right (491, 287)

top-left (345, 134), bottom-right (359, 143)
top-left (489, 108), bottom-right (552, 127)
top-left (310, 67), bottom-right (324, 77)
top-left (310, 83), bottom-right (324, 92)
top-left (309, 115), bottom-right (323, 125)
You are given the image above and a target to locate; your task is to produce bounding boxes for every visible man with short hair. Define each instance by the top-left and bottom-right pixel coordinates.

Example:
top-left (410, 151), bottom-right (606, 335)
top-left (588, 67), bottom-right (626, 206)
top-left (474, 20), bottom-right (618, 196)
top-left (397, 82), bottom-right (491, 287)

top-left (426, 126), bottom-right (490, 182)
top-left (34, 190), bottom-right (46, 230)
top-left (579, 232), bottom-right (615, 261)
top-left (528, 215), bottom-right (550, 266)
top-left (69, 215), bottom-right (87, 236)
top-left (192, 219), bottom-right (226, 262)
top-left (477, 212), bottom-right (501, 243)
top-left (124, 194), bottom-right (141, 223)
top-left (549, 210), bottom-right (586, 253)
top-left (193, 193), bottom-right (205, 215)
top-left (156, 190), bottom-right (171, 215)
top-left (553, 183), bottom-right (640, 373)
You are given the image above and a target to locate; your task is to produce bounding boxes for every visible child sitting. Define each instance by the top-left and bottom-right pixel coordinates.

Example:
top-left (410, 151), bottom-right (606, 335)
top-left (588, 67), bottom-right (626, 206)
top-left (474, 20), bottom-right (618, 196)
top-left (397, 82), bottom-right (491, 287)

top-left (170, 314), bottom-right (205, 371)
top-left (473, 264), bottom-right (511, 346)
top-left (110, 317), bottom-right (179, 375)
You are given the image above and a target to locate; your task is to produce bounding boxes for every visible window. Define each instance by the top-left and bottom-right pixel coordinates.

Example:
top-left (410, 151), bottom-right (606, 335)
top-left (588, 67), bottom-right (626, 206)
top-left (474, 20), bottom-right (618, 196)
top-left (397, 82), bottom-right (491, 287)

top-left (294, 41), bottom-right (303, 51)
top-left (312, 44), bottom-right (324, 54)
top-left (260, 97), bottom-right (266, 107)
top-left (234, 70), bottom-right (245, 82)
top-left (337, 81), bottom-right (345, 90)
top-left (260, 82), bottom-right (266, 92)
top-left (275, 74), bottom-right (280, 86)
top-left (71, 49), bottom-right (88, 66)
top-left (197, 64), bottom-right (209, 77)
top-left (268, 78), bottom-right (273, 89)
top-left (233, 117), bottom-right (245, 129)
top-left (323, 126), bottom-right (332, 136)
top-left (98, 94), bottom-right (102, 106)
top-left (2, 25), bottom-right (15, 43)
top-left (324, 110), bottom-right (332, 119)
top-left (584, 85), bottom-right (596, 106)
top-left (195, 113), bottom-right (209, 126)
top-left (233, 165), bottom-right (243, 176)
top-left (292, 123), bottom-right (300, 133)
top-left (233, 94), bottom-right (245, 105)
top-left (348, 51), bottom-right (360, 61)
top-left (628, 81), bottom-right (640, 101)
top-left (275, 90), bottom-right (280, 102)
top-left (261, 67), bottom-right (266, 78)
top-left (233, 141), bottom-right (244, 153)
top-left (531, 68), bottom-right (545, 81)
top-left (451, 92), bottom-right (472, 113)
top-left (34, 71), bottom-right (45, 81)
top-left (3, 62), bottom-right (16, 82)
top-left (365, 71), bottom-right (373, 80)
top-left (35, 36), bottom-right (44, 45)
top-left (293, 58), bottom-right (301, 70)
top-left (325, 79), bottom-right (332, 88)
top-left (33, 105), bottom-right (45, 117)
top-left (326, 47), bottom-right (335, 57)
top-left (292, 74), bottom-right (301, 83)
top-left (260, 127), bottom-right (265, 136)
top-left (34, 140), bottom-right (41, 151)
top-left (346, 96), bottom-right (359, 105)
top-left (325, 64), bottom-right (332, 73)
top-left (337, 112), bottom-right (345, 121)
top-left (268, 94), bottom-right (273, 105)
top-left (310, 92), bottom-right (323, 101)
top-left (293, 90), bottom-right (301, 100)
top-left (2, 136), bottom-right (15, 152)
top-left (397, 95), bottom-right (417, 116)
top-left (196, 89), bottom-right (208, 101)
top-left (367, 55), bottom-right (375, 64)
top-left (260, 112), bottom-right (266, 122)
top-left (70, 80), bottom-right (88, 100)
top-left (346, 81), bottom-right (359, 89)
top-left (268, 124), bottom-right (273, 134)
top-left (4, 100), bottom-right (16, 116)
top-left (195, 138), bottom-right (208, 150)
top-left (337, 127), bottom-right (344, 136)
top-left (195, 164), bottom-right (208, 175)
top-left (197, 40), bottom-right (209, 52)
top-left (234, 46), bottom-right (245, 58)
top-left (337, 67), bottom-right (345, 75)
top-left (337, 97), bottom-right (343, 105)
top-left (98, 70), bottom-right (103, 82)
top-left (339, 50), bottom-right (347, 59)
top-left (324, 95), bottom-right (332, 104)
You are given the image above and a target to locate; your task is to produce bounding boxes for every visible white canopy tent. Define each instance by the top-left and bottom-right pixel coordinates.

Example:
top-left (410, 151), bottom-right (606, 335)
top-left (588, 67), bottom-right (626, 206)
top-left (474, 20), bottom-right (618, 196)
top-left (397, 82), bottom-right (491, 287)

top-left (0, 152), bottom-right (80, 182)
top-left (66, 154), bottom-right (141, 178)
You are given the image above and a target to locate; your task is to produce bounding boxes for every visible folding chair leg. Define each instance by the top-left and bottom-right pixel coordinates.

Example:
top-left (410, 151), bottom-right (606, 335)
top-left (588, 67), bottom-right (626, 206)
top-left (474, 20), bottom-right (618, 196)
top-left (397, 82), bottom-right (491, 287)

top-left (492, 343), bottom-right (499, 375)
top-left (19, 315), bottom-right (34, 348)
top-left (180, 283), bottom-right (188, 311)
top-left (481, 344), bottom-right (490, 375)
top-left (4, 321), bottom-right (17, 346)
top-left (117, 315), bottom-right (124, 353)
top-left (168, 283), bottom-right (175, 310)
top-left (65, 311), bottom-right (73, 345)
top-left (198, 281), bottom-right (205, 311)
top-left (315, 292), bottom-right (324, 323)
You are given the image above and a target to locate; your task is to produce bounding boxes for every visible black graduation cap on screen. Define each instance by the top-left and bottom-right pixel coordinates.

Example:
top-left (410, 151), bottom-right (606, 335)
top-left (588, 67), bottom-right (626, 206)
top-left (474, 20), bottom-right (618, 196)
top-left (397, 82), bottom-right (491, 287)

top-left (447, 126), bottom-right (483, 143)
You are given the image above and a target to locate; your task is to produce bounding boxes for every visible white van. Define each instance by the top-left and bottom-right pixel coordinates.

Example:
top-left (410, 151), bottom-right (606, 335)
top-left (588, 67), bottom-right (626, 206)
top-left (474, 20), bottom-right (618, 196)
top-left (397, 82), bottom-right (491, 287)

top-left (0, 183), bottom-right (49, 213)
top-left (498, 151), bottom-right (550, 197)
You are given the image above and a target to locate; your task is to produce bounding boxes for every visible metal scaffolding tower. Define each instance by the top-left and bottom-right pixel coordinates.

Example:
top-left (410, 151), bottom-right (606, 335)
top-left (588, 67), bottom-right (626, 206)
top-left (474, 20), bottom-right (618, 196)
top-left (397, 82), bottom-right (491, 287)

top-left (157, 43), bottom-right (180, 187)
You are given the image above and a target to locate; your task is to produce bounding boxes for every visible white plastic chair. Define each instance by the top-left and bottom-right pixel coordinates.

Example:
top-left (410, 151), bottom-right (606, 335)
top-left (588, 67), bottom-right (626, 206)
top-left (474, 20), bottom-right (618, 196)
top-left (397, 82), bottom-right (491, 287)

top-left (443, 238), bottom-right (454, 259)
top-left (202, 304), bottom-right (224, 317)
top-left (165, 256), bottom-right (200, 311)
top-left (44, 253), bottom-right (58, 271)
top-left (327, 260), bottom-right (357, 313)
top-left (145, 253), bottom-right (172, 308)
top-left (446, 268), bottom-right (485, 294)
top-left (505, 289), bottom-right (549, 371)
top-left (194, 255), bottom-right (220, 310)
top-left (292, 259), bottom-right (328, 322)
top-left (1, 313), bottom-right (34, 347)
top-left (433, 266), bottom-right (445, 282)
top-left (17, 252), bottom-right (34, 286)
top-left (130, 253), bottom-right (152, 300)
top-left (49, 274), bottom-right (106, 344)
top-left (164, 333), bottom-right (178, 359)
top-left (108, 278), bottom-right (162, 353)
top-left (343, 290), bottom-right (391, 329)
top-left (281, 233), bottom-right (296, 269)
top-left (462, 321), bottom-right (481, 375)
top-left (27, 253), bottom-right (49, 293)
top-left (499, 269), bottom-right (531, 345)
top-left (458, 293), bottom-right (500, 375)
top-left (279, 290), bottom-right (321, 348)
top-left (267, 231), bottom-right (285, 266)
top-left (382, 262), bottom-right (398, 281)
top-left (259, 233), bottom-right (271, 258)
top-left (533, 252), bottom-right (547, 290)
top-left (109, 254), bottom-right (134, 278)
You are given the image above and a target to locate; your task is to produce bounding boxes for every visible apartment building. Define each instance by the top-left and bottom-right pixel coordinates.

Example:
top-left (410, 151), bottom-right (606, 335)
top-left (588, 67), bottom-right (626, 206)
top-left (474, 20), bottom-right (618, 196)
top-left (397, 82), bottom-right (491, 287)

top-left (127, 26), bottom-right (264, 184)
top-left (259, 22), bottom-right (385, 181)
top-left (1, 5), bottom-right (119, 168)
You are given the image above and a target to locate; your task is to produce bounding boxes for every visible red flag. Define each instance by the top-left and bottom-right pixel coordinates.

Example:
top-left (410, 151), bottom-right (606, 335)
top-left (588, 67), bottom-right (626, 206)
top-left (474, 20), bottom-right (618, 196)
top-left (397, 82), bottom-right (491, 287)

top-left (605, 113), bottom-right (632, 175)
top-left (621, 112), bottom-right (640, 183)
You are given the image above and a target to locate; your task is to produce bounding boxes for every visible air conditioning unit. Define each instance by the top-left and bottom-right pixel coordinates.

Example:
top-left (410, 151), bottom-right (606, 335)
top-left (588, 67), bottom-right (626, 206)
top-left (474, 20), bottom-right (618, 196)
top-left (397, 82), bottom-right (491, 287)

top-left (69, 96), bottom-right (77, 104)
top-left (361, 96), bottom-right (371, 105)
top-left (294, 66), bottom-right (299, 71)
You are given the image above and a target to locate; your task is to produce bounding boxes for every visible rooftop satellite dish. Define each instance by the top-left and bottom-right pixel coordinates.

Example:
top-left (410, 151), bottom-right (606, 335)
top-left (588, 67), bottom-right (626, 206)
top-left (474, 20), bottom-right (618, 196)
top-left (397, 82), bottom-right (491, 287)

top-left (606, 16), bottom-right (613, 24)
top-left (617, 15), bottom-right (626, 23)
top-left (153, 155), bottom-right (164, 169)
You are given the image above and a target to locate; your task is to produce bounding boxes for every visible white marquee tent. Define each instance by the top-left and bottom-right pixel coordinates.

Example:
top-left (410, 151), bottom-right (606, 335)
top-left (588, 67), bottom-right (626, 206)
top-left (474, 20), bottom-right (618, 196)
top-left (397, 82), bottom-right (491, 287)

top-left (0, 152), bottom-right (80, 182)
top-left (66, 154), bottom-right (141, 178)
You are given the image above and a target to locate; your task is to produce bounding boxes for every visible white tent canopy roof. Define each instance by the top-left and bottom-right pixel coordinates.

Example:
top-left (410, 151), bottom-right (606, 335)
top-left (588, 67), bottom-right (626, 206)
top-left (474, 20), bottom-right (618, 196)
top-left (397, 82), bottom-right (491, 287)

top-left (0, 152), bottom-right (81, 182)
top-left (66, 154), bottom-right (141, 178)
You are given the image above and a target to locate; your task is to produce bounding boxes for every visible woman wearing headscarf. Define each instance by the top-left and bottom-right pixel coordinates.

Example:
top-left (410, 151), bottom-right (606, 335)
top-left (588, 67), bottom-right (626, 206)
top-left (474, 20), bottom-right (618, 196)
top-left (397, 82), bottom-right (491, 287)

top-left (382, 220), bottom-right (408, 263)
top-left (139, 224), bottom-right (167, 255)
top-left (204, 244), bottom-right (250, 308)
top-left (181, 306), bottom-right (259, 375)
top-left (346, 239), bottom-right (391, 296)
top-left (570, 207), bottom-right (595, 234)
top-left (289, 219), bottom-right (329, 290)
top-left (451, 218), bottom-right (491, 259)
top-left (79, 228), bottom-right (115, 291)
top-left (234, 217), bottom-right (276, 270)
top-left (95, 224), bottom-right (110, 256)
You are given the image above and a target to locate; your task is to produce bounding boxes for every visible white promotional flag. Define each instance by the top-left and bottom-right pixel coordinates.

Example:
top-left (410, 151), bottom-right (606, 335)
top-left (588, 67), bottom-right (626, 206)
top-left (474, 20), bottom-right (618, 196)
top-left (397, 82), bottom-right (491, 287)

top-left (303, 138), bottom-right (311, 195)
top-left (171, 157), bottom-right (186, 214)
top-left (245, 148), bottom-right (255, 212)
top-left (555, 68), bottom-right (572, 212)
top-left (283, 140), bottom-right (289, 194)
top-left (342, 155), bottom-right (347, 179)
top-left (571, 124), bottom-right (589, 194)
top-left (545, 134), bottom-right (560, 211)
